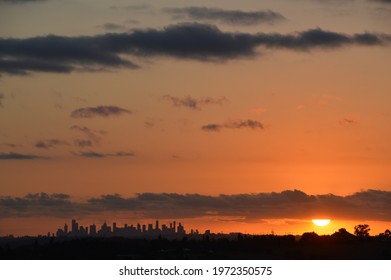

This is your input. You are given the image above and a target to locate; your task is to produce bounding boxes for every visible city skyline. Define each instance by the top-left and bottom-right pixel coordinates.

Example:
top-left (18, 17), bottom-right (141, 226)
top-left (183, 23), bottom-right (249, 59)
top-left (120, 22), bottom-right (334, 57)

top-left (1, 0), bottom-right (390, 236)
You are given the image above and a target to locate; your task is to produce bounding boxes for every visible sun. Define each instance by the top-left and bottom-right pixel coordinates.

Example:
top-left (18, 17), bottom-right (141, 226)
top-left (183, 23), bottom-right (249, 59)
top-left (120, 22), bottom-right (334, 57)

top-left (312, 219), bottom-right (331, 227)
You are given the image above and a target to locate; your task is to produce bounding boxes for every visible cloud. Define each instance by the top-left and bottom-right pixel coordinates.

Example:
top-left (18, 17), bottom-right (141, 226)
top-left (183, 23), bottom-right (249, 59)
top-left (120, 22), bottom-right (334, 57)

top-left (0, 24), bottom-right (389, 75)
top-left (75, 151), bottom-right (135, 158)
top-left (163, 95), bottom-right (227, 110)
top-left (339, 116), bottom-right (358, 127)
top-left (77, 151), bottom-right (106, 158)
top-left (0, 93), bottom-right (4, 107)
top-left (110, 4), bottom-right (150, 11)
top-left (97, 23), bottom-right (127, 31)
top-left (0, 152), bottom-right (43, 160)
top-left (202, 119), bottom-right (264, 132)
top-left (370, 0), bottom-right (391, 3)
top-left (1, 190), bottom-right (390, 222)
top-left (70, 125), bottom-right (104, 144)
top-left (73, 139), bottom-right (93, 148)
top-left (164, 7), bottom-right (285, 26)
top-left (34, 139), bottom-right (68, 149)
top-left (71, 105), bottom-right (131, 118)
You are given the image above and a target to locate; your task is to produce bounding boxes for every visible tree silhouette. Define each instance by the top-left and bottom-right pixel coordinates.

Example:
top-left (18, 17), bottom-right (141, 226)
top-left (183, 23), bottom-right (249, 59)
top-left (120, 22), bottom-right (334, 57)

top-left (354, 224), bottom-right (370, 237)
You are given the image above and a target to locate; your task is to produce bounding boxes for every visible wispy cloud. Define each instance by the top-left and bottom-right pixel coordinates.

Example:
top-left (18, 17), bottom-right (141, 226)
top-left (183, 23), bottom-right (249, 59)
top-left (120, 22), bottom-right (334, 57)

top-left (73, 139), bottom-right (93, 148)
top-left (97, 23), bottom-right (127, 31)
top-left (1, 190), bottom-right (390, 222)
top-left (75, 151), bottom-right (135, 158)
top-left (0, 24), bottom-right (389, 75)
top-left (70, 125), bottom-right (104, 144)
top-left (110, 4), bottom-right (150, 11)
top-left (0, 152), bottom-right (43, 160)
top-left (202, 119), bottom-right (264, 132)
top-left (34, 139), bottom-right (68, 149)
top-left (339, 116), bottom-right (358, 127)
top-left (71, 105), bottom-right (131, 118)
top-left (164, 7), bottom-right (285, 26)
top-left (163, 95), bottom-right (227, 110)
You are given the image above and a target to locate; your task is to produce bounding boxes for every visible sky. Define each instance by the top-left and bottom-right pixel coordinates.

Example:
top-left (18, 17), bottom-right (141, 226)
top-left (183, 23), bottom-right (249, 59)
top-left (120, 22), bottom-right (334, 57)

top-left (0, 0), bottom-right (390, 236)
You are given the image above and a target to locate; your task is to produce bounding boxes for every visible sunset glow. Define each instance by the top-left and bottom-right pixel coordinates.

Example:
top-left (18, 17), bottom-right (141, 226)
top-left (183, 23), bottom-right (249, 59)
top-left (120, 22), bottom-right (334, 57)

top-left (312, 219), bottom-right (331, 227)
top-left (0, 0), bottom-right (390, 237)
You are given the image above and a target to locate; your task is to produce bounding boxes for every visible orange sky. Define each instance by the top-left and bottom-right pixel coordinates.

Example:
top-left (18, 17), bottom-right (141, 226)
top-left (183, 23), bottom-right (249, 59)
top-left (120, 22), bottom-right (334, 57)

top-left (0, 0), bottom-right (390, 236)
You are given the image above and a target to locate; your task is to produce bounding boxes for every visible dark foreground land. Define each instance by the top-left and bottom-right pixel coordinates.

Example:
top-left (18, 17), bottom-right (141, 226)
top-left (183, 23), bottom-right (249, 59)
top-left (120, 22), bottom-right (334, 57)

top-left (1, 234), bottom-right (391, 260)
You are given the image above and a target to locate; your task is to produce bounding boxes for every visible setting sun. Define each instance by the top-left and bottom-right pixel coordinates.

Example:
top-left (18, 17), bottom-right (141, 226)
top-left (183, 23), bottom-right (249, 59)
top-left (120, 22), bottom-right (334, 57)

top-left (312, 219), bottom-right (331, 227)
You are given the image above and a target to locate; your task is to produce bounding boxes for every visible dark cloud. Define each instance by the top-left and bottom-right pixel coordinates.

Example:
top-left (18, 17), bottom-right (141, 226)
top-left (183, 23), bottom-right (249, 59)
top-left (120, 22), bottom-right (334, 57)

top-left (77, 151), bottom-right (106, 158)
top-left (34, 139), bottom-right (68, 149)
top-left (1, 190), bottom-right (390, 222)
top-left (70, 125), bottom-right (104, 144)
top-left (71, 105), bottom-right (131, 118)
top-left (0, 152), bottom-right (43, 160)
top-left (110, 151), bottom-right (135, 157)
top-left (370, 0), bottom-right (391, 3)
top-left (0, 24), bottom-right (389, 75)
top-left (75, 151), bottom-right (135, 158)
top-left (97, 23), bottom-right (127, 31)
top-left (164, 7), bottom-right (285, 26)
top-left (73, 139), bottom-right (93, 148)
top-left (202, 119), bottom-right (264, 132)
top-left (163, 95), bottom-right (227, 110)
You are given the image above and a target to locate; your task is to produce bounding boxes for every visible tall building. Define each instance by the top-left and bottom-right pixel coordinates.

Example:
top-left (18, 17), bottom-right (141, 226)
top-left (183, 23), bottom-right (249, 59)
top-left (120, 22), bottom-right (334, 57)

top-left (71, 219), bottom-right (78, 235)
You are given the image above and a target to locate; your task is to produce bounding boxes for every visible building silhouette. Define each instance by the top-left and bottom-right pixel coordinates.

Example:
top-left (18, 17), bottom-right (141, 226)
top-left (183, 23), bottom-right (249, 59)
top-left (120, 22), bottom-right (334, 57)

top-left (55, 219), bottom-right (195, 239)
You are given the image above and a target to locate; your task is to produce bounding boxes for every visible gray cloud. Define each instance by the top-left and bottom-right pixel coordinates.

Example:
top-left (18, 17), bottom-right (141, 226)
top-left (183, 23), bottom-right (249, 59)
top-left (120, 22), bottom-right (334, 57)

top-left (97, 23), bottom-right (127, 31)
top-left (165, 7), bottom-right (285, 26)
top-left (70, 125), bottom-right (104, 144)
top-left (163, 95), bottom-right (227, 110)
top-left (34, 139), bottom-right (68, 149)
top-left (0, 24), bottom-right (389, 75)
top-left (71, 105), bottom-right (131, 118)
top-left (202, 119), bottom-right (264, 132)
top-left (1, 190), bottom-right (390, 222)
top-left (75, 151), bottom-right (135, 158)
top-left (73, 139), bottom-right (93, 148)
top-left (110, 4), bottom-right (150, 11)
top-left (370, 0), bottom-right (391, 3)
top-left (0, 152), bottom-right (43, 160)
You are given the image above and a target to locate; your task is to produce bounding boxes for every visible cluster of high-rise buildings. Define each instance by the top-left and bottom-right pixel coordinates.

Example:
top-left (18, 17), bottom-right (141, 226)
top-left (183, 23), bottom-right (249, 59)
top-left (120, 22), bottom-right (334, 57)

top-left (55, 219), bottom-right (199, 239)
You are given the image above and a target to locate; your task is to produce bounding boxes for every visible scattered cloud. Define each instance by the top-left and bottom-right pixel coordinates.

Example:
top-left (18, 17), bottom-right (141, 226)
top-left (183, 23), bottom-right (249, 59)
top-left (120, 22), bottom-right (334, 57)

top-left (34, 139), bottom-right (68, 149)
top-left (73, 139), bottom-right (93, 148)
top-left (1, 190), bottom-right (390, 222)
top-left (339, 116), bottom-right (358, 127)
top-left (163, 95), bottom-right (227, 110)
top-left (0, 152), bottom-right (43, 160)
top-left (110, 4), bottom-right (150, 11)
top-left (76, 151), bottom-right (106, 158)
top-left (71, 105), bottom-right (131, 118)
top-left (164, 7), bottom-right (285, 26)
top-left (97, 23), bottom-right (127, 31)
top-left (202, 119), bottom-right (264, 132)
top-left (0, 24), bottom-right (389, 75)
top-left (70, 125), bottom-right (104, 144)
top-left (75, 151), bottom-right (135, 158)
